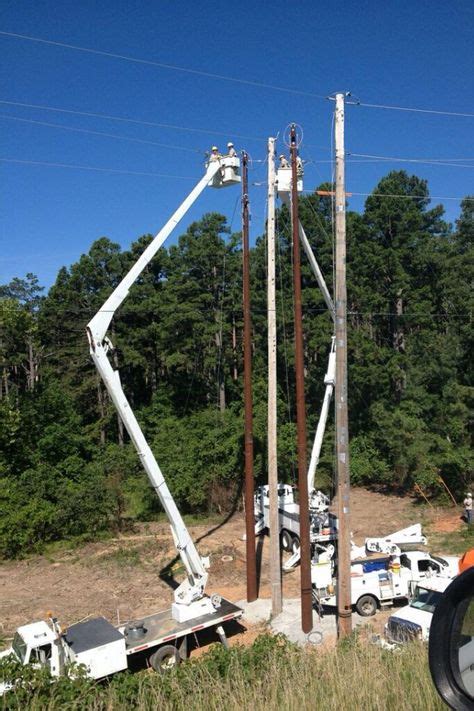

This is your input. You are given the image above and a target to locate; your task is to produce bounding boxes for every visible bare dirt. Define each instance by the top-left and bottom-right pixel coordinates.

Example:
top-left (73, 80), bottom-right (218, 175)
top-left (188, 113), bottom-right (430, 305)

top-left (0, 487), bottom-right (464, 646)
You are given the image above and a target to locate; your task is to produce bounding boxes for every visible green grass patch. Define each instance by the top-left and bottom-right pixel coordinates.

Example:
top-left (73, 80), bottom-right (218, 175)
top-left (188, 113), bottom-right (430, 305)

top-left (0, 632), bottom-right (444, 710)
top-left (428, 525), bottom-right (474, 555)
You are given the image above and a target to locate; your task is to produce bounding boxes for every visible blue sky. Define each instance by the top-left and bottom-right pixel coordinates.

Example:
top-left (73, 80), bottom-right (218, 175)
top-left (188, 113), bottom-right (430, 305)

top-left (1, 0), bottom-right (473, 289)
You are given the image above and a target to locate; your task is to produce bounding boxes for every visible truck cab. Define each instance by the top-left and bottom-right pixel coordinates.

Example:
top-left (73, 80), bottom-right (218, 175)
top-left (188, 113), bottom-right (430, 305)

top-left (385, 578), bottom-right (452, 643)
top-left (400, 551), bottom-right (459, 582)
top-left (5, 622), bottom-right (59, 673)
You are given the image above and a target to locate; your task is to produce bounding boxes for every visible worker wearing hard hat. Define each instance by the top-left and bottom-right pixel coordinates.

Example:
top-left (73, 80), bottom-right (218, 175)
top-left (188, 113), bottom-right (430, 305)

top-left (463, 492), bottom-right (472, 525)
top-left (227, 142), bottom-right (237, 157)
top-left (209, 146), bottom-right (221, 162)
top-left (279, 154), bottom-right (290, 168)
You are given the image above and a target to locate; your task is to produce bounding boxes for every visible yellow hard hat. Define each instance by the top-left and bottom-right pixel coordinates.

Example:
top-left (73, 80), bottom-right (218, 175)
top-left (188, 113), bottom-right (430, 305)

top-left (211, 146), bottom-right (218, 151)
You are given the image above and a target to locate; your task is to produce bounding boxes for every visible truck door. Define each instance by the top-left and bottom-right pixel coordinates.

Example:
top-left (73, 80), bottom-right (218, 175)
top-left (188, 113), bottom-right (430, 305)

top-left (29, 644), bottom-right (52, 669)
top-left (417, 559), bottom-right (441, 578)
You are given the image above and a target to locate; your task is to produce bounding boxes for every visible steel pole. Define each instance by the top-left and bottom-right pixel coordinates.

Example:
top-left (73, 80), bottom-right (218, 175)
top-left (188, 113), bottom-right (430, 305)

top-left (242, 151), bottom-right (258, 602)
top-left (290, 125), bottom-right (312, 633)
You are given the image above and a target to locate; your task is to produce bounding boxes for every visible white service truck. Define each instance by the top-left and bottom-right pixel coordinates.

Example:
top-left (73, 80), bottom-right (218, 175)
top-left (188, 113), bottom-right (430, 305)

top-left (385, 577), bottom-right (452, 642)
top-left (315, 550), bottom-right (459, 616)
top-left (0, 154), bottom-right (243, 691)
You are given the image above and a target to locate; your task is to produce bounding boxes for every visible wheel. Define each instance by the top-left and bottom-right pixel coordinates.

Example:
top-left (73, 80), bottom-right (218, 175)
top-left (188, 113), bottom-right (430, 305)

top-left (291, 533), bottom-right (300, 555)
top-left (356, 595), bottom-right (377, 617)
top-left (280, 529), bottom-right (292, 552)
top-left (149, 645), bottom-right (180, 673)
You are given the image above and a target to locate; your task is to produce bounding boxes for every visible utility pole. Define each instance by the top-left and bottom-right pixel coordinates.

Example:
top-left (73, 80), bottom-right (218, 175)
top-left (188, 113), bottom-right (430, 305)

top-left (267, 137), bottom-right (282, 616)
top-left (242, 151), bottom-right (257, 603)
top-left (333, 93), bottom-right (352, 637)
top-left (290, 124), bottom-right (312, 633)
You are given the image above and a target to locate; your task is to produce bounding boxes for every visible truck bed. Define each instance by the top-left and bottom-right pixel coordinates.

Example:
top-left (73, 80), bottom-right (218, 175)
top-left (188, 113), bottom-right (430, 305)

top-left (122, 598), bottom-right (242, 655)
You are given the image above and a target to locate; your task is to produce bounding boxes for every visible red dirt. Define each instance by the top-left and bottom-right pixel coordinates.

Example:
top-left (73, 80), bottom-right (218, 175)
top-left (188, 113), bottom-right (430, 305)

top-left (0, 487), bottom-right (458, 647)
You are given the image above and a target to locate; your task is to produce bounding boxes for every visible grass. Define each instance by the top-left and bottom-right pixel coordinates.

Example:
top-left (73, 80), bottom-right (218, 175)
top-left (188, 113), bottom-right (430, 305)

top-left (0, 633), bottom-right (444, 711)
top-left (428, 524), bottom-right (474, 555)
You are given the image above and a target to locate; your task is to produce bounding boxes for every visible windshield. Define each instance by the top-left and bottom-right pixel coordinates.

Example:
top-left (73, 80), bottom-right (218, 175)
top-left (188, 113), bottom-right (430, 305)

top-left (410, 587), bottom-right (443, 613)
top-left (12, 633), bottom-right (27, 663)
top-left (430, 555), bottom-right (447, 566)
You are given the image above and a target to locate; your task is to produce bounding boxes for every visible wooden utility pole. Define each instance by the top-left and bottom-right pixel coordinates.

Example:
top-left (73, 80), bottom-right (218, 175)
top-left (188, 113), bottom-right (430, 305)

top-left (242, 151), bottom-right (257, 602)
top-left (290, 124), bottom-right (312, 633)
top-left (267, 137), bottom-right (282, 616)
top-left (333, 93), bottom-right (352, 637)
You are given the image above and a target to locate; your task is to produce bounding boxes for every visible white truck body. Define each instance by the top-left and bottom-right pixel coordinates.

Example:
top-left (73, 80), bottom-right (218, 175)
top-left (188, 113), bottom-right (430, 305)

top-left (0, 600), bottom-right (242, 686)
top-left (385, 578), bottom-right (452, 642)
top-left (316, 551), bottom-right (459, 616)
top-left (254, 484), bottom-right (338, 552)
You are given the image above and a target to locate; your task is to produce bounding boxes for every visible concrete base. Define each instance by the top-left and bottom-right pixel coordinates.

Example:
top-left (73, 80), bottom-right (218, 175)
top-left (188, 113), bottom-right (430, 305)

top-left (237, 597), bottom-right (364, 647)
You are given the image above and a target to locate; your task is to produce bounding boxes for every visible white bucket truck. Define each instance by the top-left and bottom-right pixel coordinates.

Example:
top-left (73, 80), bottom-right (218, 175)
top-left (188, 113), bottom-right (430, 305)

top-left (0, 154), bottom-right (243, 691)
top-left (313, 543), bottom-right (459, 616)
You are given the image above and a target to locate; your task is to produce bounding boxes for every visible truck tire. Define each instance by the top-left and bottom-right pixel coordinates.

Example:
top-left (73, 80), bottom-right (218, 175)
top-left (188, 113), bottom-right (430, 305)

top-left (291, 533), bottom-right (300, 555)
top-left (149, 645), bottom-right (180, 673)
top-left (281, 529), bottom-right (292, 552)
top-left (356, 595), bottom-right (377, 617)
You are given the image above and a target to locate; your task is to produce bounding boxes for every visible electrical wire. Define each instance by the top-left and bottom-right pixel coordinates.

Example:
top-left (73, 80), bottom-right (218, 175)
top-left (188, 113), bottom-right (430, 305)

top-left (347, 152), bottom-right (474, 169)
top-left (0, 100), bottom-right (267, 142)
top-left (357, 100), bottom-right (474, 118)
top-left (302, 189), bottom-right (474, 202)
top-left (2, 31), bottom-right (473, 117)
top-left (0, 114), bottom-right (205, 153)
top-left (0, 157), bottom-right (196, 178)
top-left (350, 152), bottom-right (474, 163)
top-left (0, 30), bottom-right (327, 100)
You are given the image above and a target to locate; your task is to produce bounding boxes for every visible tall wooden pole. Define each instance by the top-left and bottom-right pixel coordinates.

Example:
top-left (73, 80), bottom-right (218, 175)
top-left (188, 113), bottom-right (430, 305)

top-left (290, 125), bottom-right (312, 633)
top-left (267, 138), bottom-right (282, 616)
top-left (334, 93), bottom-right (352, 637)
top-left (242, 151), bottom-right (257, 603)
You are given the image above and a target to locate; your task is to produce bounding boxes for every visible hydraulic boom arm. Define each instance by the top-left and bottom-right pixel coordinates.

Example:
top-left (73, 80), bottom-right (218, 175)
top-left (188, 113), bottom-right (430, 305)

top-left (87, 161), bottom-right (223, 615)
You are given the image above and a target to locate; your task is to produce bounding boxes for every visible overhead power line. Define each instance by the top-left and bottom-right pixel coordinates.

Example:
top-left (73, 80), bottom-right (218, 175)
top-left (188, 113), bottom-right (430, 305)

top-left (348, 152), bottom-right (474, 169)
top-left (347, 191), bottom-right (474, 202)
top-left (1, 31), bottom-right (473, 117)
top-left (0, 100), bottom-right (266, 142)
top-left (0, 30), bottom-right (327, 99)
top-left (357, 101), bottom-right (474, 118)
top-left (0, 157), bottom-right (196, 178)
top-left (350, 152), bottom-right (474, 162)
top-left (0, 114), bottom-right (206, 153)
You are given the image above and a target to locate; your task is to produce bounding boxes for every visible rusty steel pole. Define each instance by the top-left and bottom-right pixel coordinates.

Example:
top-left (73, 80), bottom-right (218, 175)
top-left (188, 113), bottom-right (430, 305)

top-left (242, 151), bottom-right (257, 602)
top-left (334, 94), bottom-right (352, 637)
top-left (290, 125), bottom-right (313, 633)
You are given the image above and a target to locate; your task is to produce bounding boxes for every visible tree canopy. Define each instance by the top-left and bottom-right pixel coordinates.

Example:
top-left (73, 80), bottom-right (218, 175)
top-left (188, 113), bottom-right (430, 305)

top-left (0, 171), bottom-right (472, 556)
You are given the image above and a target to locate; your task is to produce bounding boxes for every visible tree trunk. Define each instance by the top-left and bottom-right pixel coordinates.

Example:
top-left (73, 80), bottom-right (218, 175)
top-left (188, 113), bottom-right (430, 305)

top-left (215, 327), bottom-right (226, 412)
top-left (232, 313), bottom-right (238, 381)
top-left (97, 376), bottom-right (106, 445)
top-left (392, 289), bottom-right (406, 399)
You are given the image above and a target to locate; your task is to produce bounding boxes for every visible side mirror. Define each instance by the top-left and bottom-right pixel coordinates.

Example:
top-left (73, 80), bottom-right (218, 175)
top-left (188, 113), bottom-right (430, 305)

top-left (429, 567), bottom-right (474, 710)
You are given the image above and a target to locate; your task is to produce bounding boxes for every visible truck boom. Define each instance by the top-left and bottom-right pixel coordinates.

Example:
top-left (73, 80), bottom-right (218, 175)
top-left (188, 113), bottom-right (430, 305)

top-left (87, 159), bottom-right (236, 622)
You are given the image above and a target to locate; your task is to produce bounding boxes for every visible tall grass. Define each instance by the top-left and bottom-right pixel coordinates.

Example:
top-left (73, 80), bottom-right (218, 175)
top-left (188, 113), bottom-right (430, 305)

top-left (1, 633), bottom-right (444, 711)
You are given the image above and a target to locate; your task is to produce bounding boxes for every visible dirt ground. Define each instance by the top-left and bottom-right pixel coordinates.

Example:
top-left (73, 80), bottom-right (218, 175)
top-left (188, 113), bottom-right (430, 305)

top-left (0, 487), bottom-right (465, 644)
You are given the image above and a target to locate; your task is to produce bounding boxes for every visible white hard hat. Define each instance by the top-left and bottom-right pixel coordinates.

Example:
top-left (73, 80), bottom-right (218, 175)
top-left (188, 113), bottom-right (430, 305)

top-left (468, 492), bottom-right (472, 497)
top-left (279, 154), bottom-right (285, 158)
top-left (227, 142), bottom-right (234, 147)
top-left (211, 146), bottom-right (218, 151)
